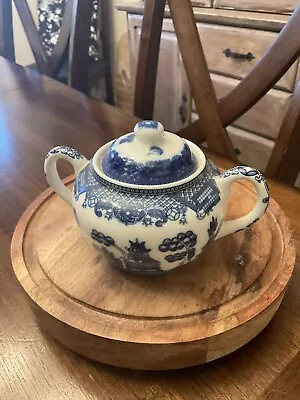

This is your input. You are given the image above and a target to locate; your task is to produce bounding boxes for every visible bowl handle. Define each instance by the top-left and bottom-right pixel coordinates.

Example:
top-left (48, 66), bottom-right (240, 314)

top-left (215, 166), bottom-right (270, 239)
top-left (44, 146), bottom-right (88, 206)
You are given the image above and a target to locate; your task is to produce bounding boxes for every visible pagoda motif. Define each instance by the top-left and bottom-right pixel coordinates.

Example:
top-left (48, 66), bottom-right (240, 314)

top-left (91, 229), bottom-right (162, 274)
top-left (126, 239), bottom-right (161, 274)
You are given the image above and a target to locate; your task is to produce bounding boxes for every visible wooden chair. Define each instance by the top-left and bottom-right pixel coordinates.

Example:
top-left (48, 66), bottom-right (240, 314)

top-left (134, 0), bottom-right (300, 186)
top-left (0, 0), bottom-right (114, 104)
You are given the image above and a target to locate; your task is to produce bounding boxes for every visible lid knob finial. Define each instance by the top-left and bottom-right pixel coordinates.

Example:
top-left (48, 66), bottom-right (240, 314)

top-left (134, 120), bottom-right (164, 144)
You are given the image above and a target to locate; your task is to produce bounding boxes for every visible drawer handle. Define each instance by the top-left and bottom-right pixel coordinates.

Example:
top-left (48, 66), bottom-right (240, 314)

top-left (223, 48), bottom-right (255, 61)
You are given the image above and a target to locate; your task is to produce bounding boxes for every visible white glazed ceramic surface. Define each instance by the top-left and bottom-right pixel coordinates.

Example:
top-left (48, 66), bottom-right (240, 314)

top-left (44, 121), bottom-right (270, 275)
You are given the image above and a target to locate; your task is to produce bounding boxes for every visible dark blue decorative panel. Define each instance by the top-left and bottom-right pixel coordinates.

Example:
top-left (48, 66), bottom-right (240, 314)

top-left (74, 160), bottom-right (221, 228)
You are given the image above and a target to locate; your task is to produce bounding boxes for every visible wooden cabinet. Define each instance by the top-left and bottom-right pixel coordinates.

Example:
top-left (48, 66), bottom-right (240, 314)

top-left (116, 2), bottom-right (299, 182)
top-left (214, 0), bottom-right (297, 14)
top-left (192, 0), bottom-right (213, 6)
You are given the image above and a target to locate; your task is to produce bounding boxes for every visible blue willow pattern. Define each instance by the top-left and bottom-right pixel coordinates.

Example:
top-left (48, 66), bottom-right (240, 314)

top-left (91, 229), bottom-right (162, 273)
top-left (137, 120), bottom-right (159, 129)
top-left (74, 160), bottom-right (221, 227)
top-left (221, 166), bottom-right (270, 205)
top-left (47, 146), bottom-right (84, 160)
top-left (159, 231), bottom-right (197, 263)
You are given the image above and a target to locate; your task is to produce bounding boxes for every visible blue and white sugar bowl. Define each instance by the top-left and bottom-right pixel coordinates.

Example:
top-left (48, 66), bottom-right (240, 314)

top-left (44, 120), bottom-right (269, 275)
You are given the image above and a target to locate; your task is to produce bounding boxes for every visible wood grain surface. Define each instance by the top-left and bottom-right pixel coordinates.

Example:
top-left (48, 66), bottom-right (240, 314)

top-left (266, 80), bottom-right (300, 184)
top-left (196, 23), bottom-right (298, 92)
top-left (192, 73), bottom-right (291, 140)
top-left (133, 0), bottom-right (166, 120)
top-left (129, 15), bottom-right (190, 132)
top-left (191, 0), bottom-right (212, 6)
top-left (129, 12), bottom-right (297, 93)
top-left (11, 176), bottom-right (295, 370)
top-left (215, 0), bottom-right (297, 14)
top-left (191, 115), bottom-right (300, 188)
top-left (210, 73), bottom-right (291, 140)
top-left (116, 2), bottom-right (289, 32)
top-left (217, 4), bottom-right (300, 128)
top-left (186, 4), bottom-right (300, 158)
top-left (1, 56), bottom-right (300, 398)
top-left (168, 0), bottom-right (236, 160)
top-left (13, 0), bottom-right (49, 74)
top-left (116, 34), bottom-right (133, 113)
top-left (0, 0), bottom-right (15, 61)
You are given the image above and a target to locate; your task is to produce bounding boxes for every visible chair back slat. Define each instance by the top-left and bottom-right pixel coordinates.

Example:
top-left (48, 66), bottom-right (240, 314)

top-left (265, 80), bottom-right (300, 185)
top-left (49, 0), bottom-right (73, 76)
top-left (133, 0), bottom-right (166, 120)
top-left (98, 0), bottom-right (114, 105)
top-left (0, 0), bottom-right (15, 61)
top-left (68, 0), bottom-right (94, 93)
top-left (168, 0), bottom-right (236, 160)
top-left (2, 0), bottom-right (99, 96)
top-left (13, 0), bottom-right (49, 75)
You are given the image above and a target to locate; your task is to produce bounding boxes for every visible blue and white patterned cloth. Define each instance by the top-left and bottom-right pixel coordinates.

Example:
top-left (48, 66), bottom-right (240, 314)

top-left (37, 0), bottom-right (100, 61)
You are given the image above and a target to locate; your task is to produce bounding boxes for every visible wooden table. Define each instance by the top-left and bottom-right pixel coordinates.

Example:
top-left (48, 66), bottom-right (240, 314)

top-left (1, 56), bottom-right (300, 399)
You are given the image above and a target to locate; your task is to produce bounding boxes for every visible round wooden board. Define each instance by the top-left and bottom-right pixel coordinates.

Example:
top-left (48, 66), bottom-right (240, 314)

top-left (11, 176), bottom-right (296, 370)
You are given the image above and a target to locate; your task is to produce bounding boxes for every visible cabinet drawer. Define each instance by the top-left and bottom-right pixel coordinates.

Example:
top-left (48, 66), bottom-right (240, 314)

top-left (168, 1), bottom-right (213, 6)
top-left (227, 125), bottom-right (273, 171)
top-left (197, 23), bottom-right (298, 92)
top-left (214, 0), bottom-right (297, 14)
top-left (191, 112), bottom-right (272, 170)
top-left (191, 115), bottom-right (300, 187)
top-left (297, 63), bottom-right (300, 83)
top-left (192, 74), bottom-right (291, 139)
top-left (227, 125), bottom-right (300, 187)
top-left (191, 0), bottom-right (212, 6)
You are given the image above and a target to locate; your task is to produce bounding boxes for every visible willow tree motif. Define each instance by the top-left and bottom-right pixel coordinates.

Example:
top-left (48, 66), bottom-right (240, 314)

top-left (91, 229), bottom-right (126, 258)
top-left (159, 231), bottom-right (197, 263)
top-left (207, 216), bottom-right (219, 244)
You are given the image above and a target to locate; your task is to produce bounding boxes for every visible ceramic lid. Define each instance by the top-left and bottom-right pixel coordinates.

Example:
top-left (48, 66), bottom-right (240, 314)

top-left (102, 120), bottom-right (203, 186)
